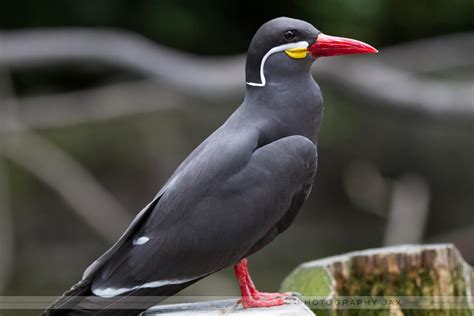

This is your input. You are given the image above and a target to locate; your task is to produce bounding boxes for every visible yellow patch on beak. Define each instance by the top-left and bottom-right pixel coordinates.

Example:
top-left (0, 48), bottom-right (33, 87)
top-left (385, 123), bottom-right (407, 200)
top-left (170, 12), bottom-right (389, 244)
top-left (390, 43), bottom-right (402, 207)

top-left (285, 47), bottom-right (308, 59)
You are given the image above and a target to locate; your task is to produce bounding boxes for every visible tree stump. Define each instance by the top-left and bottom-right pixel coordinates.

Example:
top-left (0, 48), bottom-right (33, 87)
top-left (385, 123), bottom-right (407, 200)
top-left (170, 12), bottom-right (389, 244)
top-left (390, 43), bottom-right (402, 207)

top-left (280, 244), bottom-right (472, 315)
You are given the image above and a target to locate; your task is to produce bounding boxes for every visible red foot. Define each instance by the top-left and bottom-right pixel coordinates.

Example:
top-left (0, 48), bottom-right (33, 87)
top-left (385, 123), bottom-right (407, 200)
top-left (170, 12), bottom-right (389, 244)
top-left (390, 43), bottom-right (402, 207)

top-left (240, 295), bottom-right (285, 308)
top-left (234, 258), bottom-right (291, 308)
top-left (252, 291), bottom-right (292, 300)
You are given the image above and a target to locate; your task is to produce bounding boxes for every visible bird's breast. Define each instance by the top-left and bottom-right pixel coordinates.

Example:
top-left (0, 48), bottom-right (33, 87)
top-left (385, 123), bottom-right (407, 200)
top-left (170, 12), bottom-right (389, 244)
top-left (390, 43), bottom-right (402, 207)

top-left (244, 75), bottom-right (323, 143)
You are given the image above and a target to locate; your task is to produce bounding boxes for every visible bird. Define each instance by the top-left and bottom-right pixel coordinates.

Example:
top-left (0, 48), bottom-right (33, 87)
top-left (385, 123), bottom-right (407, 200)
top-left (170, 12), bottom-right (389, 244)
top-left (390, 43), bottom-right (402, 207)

top-left (43, 17), bottom-right (377, 316)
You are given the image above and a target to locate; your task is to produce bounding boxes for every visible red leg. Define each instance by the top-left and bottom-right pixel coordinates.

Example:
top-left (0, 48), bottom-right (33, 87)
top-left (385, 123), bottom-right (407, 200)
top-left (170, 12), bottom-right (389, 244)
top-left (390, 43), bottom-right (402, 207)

top-left (234, 258), bottom-right (291, 308)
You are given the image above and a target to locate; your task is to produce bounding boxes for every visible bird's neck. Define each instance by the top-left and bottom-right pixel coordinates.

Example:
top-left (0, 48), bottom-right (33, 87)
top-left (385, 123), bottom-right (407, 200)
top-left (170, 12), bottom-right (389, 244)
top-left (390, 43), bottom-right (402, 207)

top-left (241, 75), bottom-right (323, 145)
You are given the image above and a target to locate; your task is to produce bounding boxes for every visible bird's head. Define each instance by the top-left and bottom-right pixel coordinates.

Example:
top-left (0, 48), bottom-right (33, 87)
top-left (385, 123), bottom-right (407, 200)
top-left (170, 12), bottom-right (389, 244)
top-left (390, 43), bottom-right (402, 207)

top-left (245, 17), bottom-right (378, 87)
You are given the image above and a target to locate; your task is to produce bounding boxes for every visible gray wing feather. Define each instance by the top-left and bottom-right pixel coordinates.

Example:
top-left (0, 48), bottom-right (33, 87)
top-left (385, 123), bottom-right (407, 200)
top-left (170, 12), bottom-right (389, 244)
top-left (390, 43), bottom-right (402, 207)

top-left (81, 135), bottom-right (217, 280)
top-left (91, 135), bottom-right (317, 293)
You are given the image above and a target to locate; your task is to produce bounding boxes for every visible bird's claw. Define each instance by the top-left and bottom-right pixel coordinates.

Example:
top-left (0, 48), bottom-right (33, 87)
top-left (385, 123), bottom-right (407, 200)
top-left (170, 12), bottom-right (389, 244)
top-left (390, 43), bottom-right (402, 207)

top-left (287, 291), bottom-right (303, 300)
top-left (253, 291), bottom-right (291, 300)
top-left (283, 293), bottom-right (302, 304)
top-left (240, 295), bottom-right (286, 308)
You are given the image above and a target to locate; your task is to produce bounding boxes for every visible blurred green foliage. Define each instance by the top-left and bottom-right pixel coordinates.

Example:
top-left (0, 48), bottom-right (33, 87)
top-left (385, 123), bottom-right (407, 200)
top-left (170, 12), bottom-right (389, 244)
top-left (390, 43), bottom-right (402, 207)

top-left (1, 0), bottom-right (473, 54)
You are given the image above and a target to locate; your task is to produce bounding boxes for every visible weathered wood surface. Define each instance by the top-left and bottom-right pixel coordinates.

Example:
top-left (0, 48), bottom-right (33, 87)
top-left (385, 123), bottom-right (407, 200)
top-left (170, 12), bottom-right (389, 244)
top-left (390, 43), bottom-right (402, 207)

top-left (281, 244), bottom-right (473, 315)
top-left (143, 298), bottom-right (314, 315)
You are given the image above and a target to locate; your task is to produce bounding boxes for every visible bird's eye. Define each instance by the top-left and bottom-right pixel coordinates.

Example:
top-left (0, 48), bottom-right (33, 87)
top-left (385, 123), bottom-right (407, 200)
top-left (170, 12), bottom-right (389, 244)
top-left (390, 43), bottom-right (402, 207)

top-left (283, 30), bottom-right (296, 41)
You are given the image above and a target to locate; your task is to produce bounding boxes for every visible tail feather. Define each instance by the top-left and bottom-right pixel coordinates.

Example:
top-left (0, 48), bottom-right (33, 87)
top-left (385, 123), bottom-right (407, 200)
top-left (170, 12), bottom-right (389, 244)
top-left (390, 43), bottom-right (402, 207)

top-left (41, 278), bottom-right (93, 315)
top-left (41, 278), bottom-right (201, 316)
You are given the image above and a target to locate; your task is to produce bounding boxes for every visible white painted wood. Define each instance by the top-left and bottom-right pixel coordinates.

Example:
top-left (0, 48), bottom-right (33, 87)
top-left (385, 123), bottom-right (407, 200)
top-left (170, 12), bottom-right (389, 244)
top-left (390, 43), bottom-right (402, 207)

top-left (143, 298), bottom-right (314, 315)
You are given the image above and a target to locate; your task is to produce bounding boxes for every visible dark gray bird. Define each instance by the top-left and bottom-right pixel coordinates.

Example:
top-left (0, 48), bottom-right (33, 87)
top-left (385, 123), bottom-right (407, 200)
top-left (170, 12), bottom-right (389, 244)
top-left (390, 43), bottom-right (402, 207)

top-left (43, 17), bottom-right (377, 315)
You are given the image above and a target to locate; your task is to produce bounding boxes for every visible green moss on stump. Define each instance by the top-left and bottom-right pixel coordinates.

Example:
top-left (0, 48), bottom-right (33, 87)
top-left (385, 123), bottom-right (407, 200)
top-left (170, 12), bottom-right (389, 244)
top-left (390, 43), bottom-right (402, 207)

top-left (281, 266), bottom-right (332, 297)
top-left (280, 244), bottom-right (473, 316)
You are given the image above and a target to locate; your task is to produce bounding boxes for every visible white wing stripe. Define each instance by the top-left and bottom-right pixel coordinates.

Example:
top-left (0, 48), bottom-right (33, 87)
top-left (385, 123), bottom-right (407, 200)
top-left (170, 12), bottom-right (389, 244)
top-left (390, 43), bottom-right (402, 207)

top-left (92, 278), bottom-right (193, 298)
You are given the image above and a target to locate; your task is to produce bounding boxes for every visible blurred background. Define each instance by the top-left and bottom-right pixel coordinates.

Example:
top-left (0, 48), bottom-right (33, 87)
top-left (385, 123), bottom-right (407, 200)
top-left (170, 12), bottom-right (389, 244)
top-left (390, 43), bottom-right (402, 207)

top-left (0, 0), bottom-right (473, 313)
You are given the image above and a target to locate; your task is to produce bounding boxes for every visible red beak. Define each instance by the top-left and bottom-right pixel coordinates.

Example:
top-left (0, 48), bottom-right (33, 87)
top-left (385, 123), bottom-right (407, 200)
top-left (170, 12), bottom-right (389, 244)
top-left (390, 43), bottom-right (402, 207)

top-left (308, 33), bottom-right (378, 58)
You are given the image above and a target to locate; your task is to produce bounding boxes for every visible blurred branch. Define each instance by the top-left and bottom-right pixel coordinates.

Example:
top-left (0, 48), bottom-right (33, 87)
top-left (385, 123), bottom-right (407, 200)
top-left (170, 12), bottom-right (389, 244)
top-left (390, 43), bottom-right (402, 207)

top-left (372, 33), bottom-right (474, 73)
top-left (0, 29), bottom-right (472, 124)
top-left (316, 59), bottom-right (473, 117)
top-left (0, 70), bottom-right (15, 294)
top-left (0, 69), bottom-right (132, 244)
top-left (0, 29), bottom-right (244, 97)
top-left (343, 160), bottom-right (390, 217)
top-left (0, 127), bottom-right (132, 243)
top-left (383, 174), bottom-right (430, 246)
top-left (0, 156), bottom-right (14, 294)
top-left (343, 161), bottom-right (432, 246)
top-left (7, 81), bottom-right (192, 129)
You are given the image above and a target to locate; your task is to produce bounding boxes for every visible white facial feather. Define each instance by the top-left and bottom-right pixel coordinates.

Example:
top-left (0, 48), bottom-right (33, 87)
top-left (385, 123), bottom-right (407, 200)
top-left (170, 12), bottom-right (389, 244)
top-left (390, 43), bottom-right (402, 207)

top-left (246, 41), bottom-right (309, 87)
